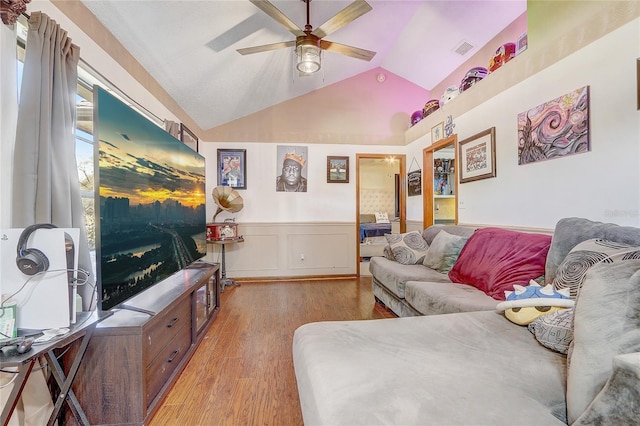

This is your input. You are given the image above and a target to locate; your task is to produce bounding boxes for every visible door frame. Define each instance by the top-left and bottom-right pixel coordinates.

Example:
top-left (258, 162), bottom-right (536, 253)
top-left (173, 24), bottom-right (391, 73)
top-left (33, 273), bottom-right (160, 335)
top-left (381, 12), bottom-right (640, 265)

top-left (423, 134), bottom-right (458, 227)
top-left (356, 153), bottom-right (406, 276)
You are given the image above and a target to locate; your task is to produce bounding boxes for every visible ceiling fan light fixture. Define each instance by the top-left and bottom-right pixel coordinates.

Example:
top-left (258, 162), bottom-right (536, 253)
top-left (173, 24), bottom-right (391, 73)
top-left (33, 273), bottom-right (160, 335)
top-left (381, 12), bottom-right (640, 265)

top-left (296, 38), bottom-right (321, 74)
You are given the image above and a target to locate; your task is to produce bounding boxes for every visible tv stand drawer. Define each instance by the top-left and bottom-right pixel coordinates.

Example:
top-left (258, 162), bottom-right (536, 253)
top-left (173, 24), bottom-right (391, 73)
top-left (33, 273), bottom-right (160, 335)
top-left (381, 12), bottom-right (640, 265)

top-left (146, 323), bottom-right (191, 403)
top-left (143, 297), bottom-right (191, 367)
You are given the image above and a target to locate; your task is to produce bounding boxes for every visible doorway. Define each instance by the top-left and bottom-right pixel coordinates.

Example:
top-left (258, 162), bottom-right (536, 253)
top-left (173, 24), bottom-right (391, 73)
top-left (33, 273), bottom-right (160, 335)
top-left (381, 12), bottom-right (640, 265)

top-left (423, 134), bottom-right (458, 227)
top-left (356, 153), bottom-right (406, 276)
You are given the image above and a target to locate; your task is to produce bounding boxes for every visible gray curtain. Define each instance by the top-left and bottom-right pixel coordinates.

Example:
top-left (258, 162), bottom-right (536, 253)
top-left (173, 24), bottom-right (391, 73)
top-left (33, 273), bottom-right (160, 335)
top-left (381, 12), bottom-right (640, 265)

top-left (12, 11), bottom-right (95, 310)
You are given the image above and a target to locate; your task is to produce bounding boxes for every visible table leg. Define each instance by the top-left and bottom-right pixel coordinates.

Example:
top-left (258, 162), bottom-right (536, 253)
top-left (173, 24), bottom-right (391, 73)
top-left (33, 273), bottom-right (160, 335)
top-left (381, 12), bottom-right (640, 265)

top-left (45, 326), bottom-right (95, 426)
top-left (219, 243), bottom-right (240, 292)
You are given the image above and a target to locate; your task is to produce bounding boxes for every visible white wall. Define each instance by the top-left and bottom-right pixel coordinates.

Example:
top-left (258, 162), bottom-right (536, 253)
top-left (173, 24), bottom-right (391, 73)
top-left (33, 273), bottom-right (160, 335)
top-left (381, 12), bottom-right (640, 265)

top-left (407, 18), bottom-right (640, 229)
top-left (199, 142), bottom-right (404, 223)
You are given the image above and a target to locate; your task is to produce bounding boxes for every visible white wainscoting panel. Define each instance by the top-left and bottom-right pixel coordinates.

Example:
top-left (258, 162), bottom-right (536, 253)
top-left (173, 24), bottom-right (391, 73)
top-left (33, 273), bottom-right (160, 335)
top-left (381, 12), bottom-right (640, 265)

top-left (207, 222), bottom-right (357, 279)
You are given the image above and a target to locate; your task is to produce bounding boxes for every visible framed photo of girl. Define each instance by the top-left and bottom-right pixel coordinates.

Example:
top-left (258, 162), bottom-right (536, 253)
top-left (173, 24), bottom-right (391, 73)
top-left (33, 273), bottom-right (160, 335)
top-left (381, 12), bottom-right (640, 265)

top-left (327, 156), bottom-right (349, 183)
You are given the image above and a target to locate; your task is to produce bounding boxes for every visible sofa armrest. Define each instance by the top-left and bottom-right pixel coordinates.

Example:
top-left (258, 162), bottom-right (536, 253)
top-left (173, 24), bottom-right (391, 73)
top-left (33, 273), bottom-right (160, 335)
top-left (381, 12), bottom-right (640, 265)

top-left (573, 352), bottom-right (640, 425)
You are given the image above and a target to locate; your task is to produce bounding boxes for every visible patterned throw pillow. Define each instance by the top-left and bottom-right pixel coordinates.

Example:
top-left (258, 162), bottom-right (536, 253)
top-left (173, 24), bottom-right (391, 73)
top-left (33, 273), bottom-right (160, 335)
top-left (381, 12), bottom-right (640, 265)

top-left (375, 212), bottom-right (390, 224)
top-left (423, 231), bottom-right (468, 273)
top-left (552, 239), bottom-right (640, 299)
top-left (385, 231), bottom-right (429, 265)
top-left (528, 308), bottom-right (574, 354)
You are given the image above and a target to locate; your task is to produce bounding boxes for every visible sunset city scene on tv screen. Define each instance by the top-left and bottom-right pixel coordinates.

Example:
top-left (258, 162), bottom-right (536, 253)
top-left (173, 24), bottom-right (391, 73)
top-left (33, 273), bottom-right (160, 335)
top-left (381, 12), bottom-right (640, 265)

top-left (94, 86), bottom-right (206, 310)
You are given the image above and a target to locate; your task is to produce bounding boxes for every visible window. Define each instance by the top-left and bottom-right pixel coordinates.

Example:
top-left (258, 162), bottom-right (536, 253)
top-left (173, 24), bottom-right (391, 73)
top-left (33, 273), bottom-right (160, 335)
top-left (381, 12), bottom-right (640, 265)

top-left (15, 15), bottom-right (164, 262)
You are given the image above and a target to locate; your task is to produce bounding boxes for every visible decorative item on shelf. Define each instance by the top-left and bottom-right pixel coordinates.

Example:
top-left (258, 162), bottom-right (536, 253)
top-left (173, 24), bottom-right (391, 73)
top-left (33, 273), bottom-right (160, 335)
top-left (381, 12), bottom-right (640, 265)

top-left (207, 185), bottom-right (244, 241)
top-left (431, 121), bottom-right (445, 142)
top-left (407, 157), bottom-right (421, 197)
top-left (410, 110), bottom-right (423, 127)
top-left (516, 32), bottom-right (528, 55)
top-left (422, 99), bottom-right (440, 118)
top-left (488, 42), bottom-right (516, 72)
top-left (439, 85), bottom-right (460, 107)
top-left (444, 115), bottom-right (455, 137)
top-left (1, 0), bottom-right (30, 25)
top-left (460, 66), bottom-right (487, 92)
top-left (459, 127), bottom-right (497, 183)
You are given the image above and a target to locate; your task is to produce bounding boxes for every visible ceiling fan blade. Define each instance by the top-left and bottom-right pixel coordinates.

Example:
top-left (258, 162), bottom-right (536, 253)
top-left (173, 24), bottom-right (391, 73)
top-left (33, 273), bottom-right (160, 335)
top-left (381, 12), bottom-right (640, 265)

top-left (319, 40), bottom-right (376, 62)
top-left (249, 0), bottom-right (305, 37)
top-left (312, 0), bottom-right (372, 39)
top-left (237, 40), bottom-right (296, 55)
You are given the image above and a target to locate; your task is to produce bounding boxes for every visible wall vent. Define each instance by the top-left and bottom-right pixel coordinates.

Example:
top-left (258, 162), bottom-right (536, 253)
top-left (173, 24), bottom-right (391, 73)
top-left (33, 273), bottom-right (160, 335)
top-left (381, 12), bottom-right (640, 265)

top-left (453, 40), bottom-right (474, 56)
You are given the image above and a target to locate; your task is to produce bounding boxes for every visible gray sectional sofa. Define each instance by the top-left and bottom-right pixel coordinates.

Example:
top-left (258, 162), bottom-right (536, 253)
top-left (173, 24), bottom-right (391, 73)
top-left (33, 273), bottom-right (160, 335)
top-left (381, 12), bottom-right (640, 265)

top-left (293, 217), bottom-right (640, 425)
top-left (369, 223), bottom-right (553, 317)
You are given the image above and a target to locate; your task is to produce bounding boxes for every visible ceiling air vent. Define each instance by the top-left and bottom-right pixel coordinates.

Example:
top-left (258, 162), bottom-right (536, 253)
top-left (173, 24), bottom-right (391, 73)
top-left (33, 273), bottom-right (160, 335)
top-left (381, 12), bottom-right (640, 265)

top-left (453, 40), bottom-right (475, 56)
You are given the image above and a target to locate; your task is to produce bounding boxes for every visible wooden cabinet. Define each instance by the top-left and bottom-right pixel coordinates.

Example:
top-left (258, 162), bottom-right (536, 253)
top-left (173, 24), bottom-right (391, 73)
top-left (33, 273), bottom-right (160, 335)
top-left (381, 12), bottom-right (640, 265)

top-left (68, 261), bottom-right (219, 425)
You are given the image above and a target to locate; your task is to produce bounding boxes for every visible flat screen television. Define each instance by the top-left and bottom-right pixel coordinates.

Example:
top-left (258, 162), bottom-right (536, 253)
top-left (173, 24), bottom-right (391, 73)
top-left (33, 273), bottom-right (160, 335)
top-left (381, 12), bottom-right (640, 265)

top-left (93, 86), bottom-right (207, 311)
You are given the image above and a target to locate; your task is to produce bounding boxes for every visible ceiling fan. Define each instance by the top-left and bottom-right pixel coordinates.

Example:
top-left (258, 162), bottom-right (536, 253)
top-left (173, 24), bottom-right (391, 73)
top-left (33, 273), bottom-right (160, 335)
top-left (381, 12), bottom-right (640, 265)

top-left (237, 0), bottom-right (376, 73)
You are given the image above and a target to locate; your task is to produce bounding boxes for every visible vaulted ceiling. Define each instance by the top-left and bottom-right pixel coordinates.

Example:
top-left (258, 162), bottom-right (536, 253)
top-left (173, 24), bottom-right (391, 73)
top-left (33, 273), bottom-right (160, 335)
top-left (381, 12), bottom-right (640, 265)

top-left (79, 0), bottom-right (526, 133)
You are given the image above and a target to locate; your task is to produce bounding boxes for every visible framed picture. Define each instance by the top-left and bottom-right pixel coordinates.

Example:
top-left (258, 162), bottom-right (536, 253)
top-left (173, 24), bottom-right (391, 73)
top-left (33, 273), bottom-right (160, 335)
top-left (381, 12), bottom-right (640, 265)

top-left (431, 122), bottom-right (444, 142)
top-left (407, 169), bottom-right (422, 196)
top-left (217, 149), bottom-right (247, 189)
top-left (459, 127), bottom-right (496, 183)
top-left (180, 123), bottom-right (198, 152)
top-left (327, 156), bottom-right (349, 183)
top-left (517, 86), bottom-right (590, 165)
top-left (516, 32), bottom-right (528, 55)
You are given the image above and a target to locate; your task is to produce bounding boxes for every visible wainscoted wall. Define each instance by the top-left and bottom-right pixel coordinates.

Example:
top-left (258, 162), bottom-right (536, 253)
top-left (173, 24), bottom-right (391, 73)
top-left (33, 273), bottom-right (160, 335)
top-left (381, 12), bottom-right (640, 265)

top-left (206, 222), bottom-right (358, 279)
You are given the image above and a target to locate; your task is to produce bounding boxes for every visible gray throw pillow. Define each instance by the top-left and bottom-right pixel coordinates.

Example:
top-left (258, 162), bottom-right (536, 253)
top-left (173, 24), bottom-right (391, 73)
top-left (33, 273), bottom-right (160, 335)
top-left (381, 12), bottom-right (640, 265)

top-left (422, 230), bottom-right (468, 273)
top-left (527, 308), bottom-right (574, 354)
top-left (566, 259), bottom-right (640, 423)
top-left (385, 231), bottom-right (429, 265)
top-left (552, 239), bottom-right (640, 299)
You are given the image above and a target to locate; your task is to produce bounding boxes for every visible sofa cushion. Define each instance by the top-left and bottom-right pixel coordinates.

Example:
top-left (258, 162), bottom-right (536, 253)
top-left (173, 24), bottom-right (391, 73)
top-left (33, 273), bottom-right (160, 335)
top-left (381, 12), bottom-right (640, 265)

top-left (422, 224), bottom-right (476, 245)
top-left (293, 311), bottom-right (567, 426)
top-left (405, 280), bottom-right (498, 315)
top-left (369, 256), bottom-right (450, 299)
top-left (448, 227), bottom-right (552, 300)
top-left (566, 259), bottom-right (640, 423)
top-left (546, 217), bottom-right (640, 283)
top-left (551, 239), bottom-right (640, 298)
top-left (528, 308), bottom-right (574, 354)
top-left (385, 231), bottom-right (429, 265)
top-left (422, 230), bottom-right (468, 273)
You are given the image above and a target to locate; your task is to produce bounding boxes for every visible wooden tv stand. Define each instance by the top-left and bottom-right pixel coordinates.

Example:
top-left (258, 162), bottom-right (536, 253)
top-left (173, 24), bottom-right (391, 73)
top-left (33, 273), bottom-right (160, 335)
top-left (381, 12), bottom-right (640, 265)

top-left (67, 261), bottom-right (220, 425)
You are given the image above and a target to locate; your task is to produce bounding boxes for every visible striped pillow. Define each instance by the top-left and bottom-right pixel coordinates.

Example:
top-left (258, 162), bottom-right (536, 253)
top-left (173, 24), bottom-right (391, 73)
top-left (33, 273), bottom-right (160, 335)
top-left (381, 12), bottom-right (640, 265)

top-left (551, 239), bottom-right (640, 299)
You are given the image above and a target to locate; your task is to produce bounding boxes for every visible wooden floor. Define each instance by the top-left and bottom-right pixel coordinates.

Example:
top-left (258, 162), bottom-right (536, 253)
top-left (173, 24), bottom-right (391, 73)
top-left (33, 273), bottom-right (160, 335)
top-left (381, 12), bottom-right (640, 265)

top-left (149, 276), bottom-right (394, 426)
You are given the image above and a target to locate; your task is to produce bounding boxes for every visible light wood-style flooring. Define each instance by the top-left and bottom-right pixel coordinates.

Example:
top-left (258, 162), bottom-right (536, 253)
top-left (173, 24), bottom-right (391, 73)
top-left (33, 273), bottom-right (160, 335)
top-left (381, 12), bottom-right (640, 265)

top-left (149, 277), bottom-right (394, 425)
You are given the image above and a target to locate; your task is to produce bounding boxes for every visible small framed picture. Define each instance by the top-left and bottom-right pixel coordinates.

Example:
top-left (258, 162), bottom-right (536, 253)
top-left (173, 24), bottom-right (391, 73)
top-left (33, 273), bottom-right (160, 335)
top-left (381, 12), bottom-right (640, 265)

top-left (217, 149), bottom-right (247, 189)
top-left (431, 122), bottom-right (444, 142)
top-left (327, 156), bottom-right (349, 183)
top-left (516, 32), bottom-right (528, 55)
top-left (180, 123), bottom-right (198, 152)
top-left (459, 127), bottom-right (496, 183)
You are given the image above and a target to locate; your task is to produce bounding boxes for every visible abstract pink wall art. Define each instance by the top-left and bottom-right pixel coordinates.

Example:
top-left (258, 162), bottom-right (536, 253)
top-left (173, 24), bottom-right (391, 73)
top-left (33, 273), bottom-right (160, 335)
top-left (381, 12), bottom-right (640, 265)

top-left (517, 86), bottom-right (590, 165)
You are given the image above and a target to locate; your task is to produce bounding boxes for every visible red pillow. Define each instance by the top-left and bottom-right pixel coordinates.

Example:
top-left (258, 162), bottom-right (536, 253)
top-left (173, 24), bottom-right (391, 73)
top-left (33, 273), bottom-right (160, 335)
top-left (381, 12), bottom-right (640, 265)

top-left (448, 227), bottom-right (552, 300)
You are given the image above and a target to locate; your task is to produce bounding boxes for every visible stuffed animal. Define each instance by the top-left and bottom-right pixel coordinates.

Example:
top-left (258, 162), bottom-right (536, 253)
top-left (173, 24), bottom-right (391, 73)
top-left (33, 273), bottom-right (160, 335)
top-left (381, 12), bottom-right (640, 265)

top-left (496, 280), bottom-right (574, 325)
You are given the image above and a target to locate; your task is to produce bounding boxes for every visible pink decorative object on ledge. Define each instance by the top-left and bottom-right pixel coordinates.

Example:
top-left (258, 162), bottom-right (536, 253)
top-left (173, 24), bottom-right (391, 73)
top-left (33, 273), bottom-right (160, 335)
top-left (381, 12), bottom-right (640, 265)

top-left (1, 0), bottom-right (30, 25)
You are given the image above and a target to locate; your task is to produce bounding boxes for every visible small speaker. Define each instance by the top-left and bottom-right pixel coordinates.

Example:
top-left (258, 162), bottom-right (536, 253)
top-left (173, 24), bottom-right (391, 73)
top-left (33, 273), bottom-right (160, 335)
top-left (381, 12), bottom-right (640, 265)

top-left (16, 224), bottom-right (57, 275)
